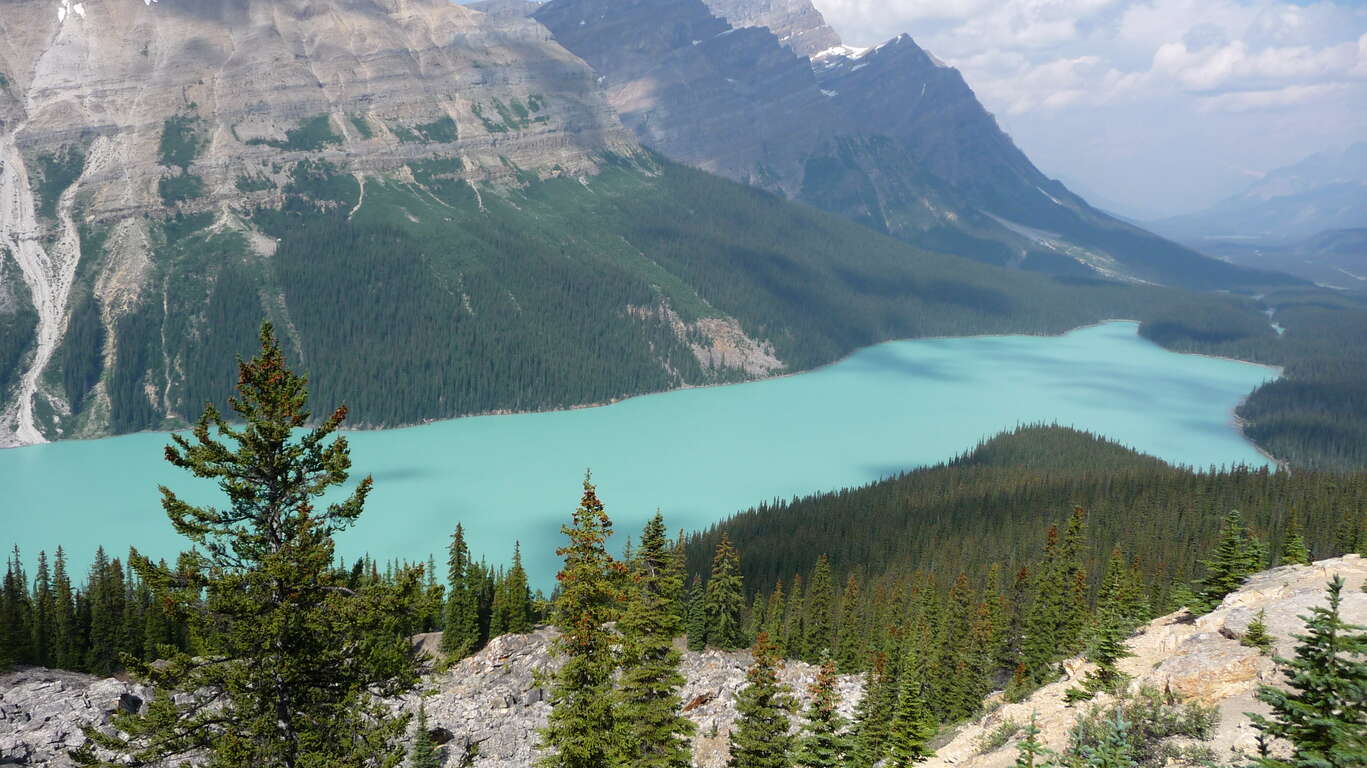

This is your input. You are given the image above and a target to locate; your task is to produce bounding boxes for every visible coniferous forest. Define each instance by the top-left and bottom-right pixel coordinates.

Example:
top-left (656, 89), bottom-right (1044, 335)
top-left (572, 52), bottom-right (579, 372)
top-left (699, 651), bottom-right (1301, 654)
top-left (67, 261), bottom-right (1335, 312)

top-left (4, 331), bottom-right (1366, 768)
top-left (43, 151), bottom-right (1367, 471)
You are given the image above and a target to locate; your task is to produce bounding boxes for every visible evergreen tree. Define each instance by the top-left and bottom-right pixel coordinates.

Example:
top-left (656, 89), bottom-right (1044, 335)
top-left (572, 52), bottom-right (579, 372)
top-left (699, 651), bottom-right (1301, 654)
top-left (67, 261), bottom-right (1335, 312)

top-left (1014, 715), bottom-right (1056, 768)
top-left (783, 574), bottom-right (806, 660)
top-left (745, 590), bottom-right (768, 644)
top-left (1066, 554), bottom-right (1133, 702)
top-left (763, 580), bottom-right (786, 652)
top-left (1074, 711), bottom-right (1136, 768)
top-left (491, 542), bottom-right (533, 637)
top-left (1059, 507), bottom-right (1091, 654)
top-left (886, 653), bottom-right (937, 767)
top-left (408, 703), bottom-right (442, 768)
top-left (52, 547), bottom-right (77, 670)
top-left (803, 555), bottom-right (835, 662)
top-left (705, 534), bottom-right (747, 650)
top-left (442, 524), bottom-right (481, 657)
top-left (835, 574), bottom-right (864, 673)
top-left (728, 632), bottom-right (794, 768)
top-left (32, 551), bottom-right (54, 668)
top-left (1241, 609), bottom-right (1275, 654)
top-left (1249, 575), bottom-right (1367, 768)
top-left (2, 546), bottom-right (33, 667)
top-left (1021, 526), bottom-right (1065, 685)
top-left (794, 656), bottom-right (852, 768)
top-left (615, 513), bottom-right (694, 768)
top-left (85, 548), bottom-right (124, 676)
top-left (1194, 510), bottom-right (1267, 613)
top-left (851, 652), bottom-right (896, 767)
top-left (1279, 512), bottom-right (1311, 566)
top-left (74, 323), bottom-right (421, 768)
top-left (539, 475), bottom-right (621, 768)
top-left (686, 576), bottom-right (707, 652)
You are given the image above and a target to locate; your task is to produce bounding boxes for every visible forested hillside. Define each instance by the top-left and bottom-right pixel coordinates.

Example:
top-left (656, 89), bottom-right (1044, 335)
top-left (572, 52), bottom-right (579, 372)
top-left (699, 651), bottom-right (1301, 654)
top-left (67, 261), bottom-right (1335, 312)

top-left (69, 154), bottom-right (1217, 437)
top-left (1138, 287), bottom-right (1367, 469)
top-left (686, 425), bottom-right (1367, 623)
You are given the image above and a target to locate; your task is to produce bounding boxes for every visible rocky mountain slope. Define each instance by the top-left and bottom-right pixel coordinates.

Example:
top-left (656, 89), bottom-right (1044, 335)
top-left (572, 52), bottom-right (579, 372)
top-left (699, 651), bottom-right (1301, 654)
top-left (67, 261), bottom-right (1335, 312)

top-left (0, 0), bottom-right (1294, 448)
top-left (0, 0), bottom-right (632, 446)
top-left (3, 555), bottom-right (1363, 766)
top-left (535, 0), bottom-right (1287, 290)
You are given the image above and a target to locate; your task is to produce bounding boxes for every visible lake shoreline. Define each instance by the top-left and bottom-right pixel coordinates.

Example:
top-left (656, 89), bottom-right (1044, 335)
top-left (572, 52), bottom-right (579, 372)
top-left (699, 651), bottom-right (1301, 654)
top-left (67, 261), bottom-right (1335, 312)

top-left (0, 319), bottom-right (1284, 456)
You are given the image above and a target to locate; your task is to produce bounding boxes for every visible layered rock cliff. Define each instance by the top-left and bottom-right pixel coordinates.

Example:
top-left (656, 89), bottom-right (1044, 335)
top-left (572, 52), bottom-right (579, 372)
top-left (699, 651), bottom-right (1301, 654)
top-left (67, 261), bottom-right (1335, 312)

top-left (3, 556), bottom-right (1363, 766)
top-left (0, 0), bottom-right (636, 447)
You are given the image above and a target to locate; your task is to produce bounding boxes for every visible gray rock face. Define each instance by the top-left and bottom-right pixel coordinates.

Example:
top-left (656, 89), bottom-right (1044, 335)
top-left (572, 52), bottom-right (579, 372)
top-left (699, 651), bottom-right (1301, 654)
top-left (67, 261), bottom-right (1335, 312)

top-left (535, 0), bottom-right (838, 196)
top-left (700, 0), bottom-right (840, 57)
top-left (0, 0), bottom-right (640, 447)
top-left (0, 668), bottom-right (154, 767)
top-left (0, 628), bottom-right (862, 767)
top-left (536, 0), bottom-right (1271, 290)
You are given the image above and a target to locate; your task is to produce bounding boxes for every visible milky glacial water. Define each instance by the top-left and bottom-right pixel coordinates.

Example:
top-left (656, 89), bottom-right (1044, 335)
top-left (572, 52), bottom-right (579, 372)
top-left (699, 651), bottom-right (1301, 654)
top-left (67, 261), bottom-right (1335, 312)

top-left (0, 322), bottom-right (1279, 587)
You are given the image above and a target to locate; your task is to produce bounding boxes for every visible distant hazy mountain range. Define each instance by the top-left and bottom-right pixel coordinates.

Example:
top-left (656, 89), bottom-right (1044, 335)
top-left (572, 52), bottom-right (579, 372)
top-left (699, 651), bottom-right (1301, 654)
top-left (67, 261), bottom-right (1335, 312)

top-left (1152, 143), bottom-right (1367, 245)
top-left (0, 0), bottom-right (1289, 446)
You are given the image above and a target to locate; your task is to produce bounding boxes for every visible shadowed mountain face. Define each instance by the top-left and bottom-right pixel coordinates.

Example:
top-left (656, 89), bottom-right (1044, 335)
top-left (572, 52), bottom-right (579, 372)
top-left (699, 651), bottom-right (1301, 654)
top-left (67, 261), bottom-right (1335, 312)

top-left (536, 0), bottom-right (1291, 290)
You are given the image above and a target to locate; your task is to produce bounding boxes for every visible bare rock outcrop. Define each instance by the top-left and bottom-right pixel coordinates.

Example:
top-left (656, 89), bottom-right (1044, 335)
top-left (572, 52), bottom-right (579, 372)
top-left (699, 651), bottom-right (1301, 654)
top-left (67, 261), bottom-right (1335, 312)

top-left (0, 627), bottom-right (861, 767)
top-left (928, 555), bottom-right (1367, 768)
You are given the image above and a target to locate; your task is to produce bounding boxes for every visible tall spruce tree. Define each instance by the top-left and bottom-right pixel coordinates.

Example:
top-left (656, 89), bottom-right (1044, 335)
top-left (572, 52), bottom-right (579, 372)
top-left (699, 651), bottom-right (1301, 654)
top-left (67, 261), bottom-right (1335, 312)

top-left (794, 656), bottom-right (852, 768)
top-left (851, 652), bottom-right (897, 767)
top-left (886, 653), bottom-right (937, 767)
top-left (74, 323), bottom-right (421, 768)
top-left (705, 534), bottom-right (747, 650)
top-left (686, 576), bottom-right (708, 652)
top-left (52, 547), bottom-right (77, 670)
top-left (442, 524), bottom-right (481, 657)
top-left (1194, 509), bottom-right (1267, 613)
top-left (2, 547), bottom-right (33, 667)
top-left (729, 632), bottom-right (794, 768)
top-left (32, 551), bottom-right (54, 668)
top-left (1249, 575), bottom-right (1367, 768)
top-left (803, 555), bottom-right (835, 662)
top-left (615, 513), bottom-right (695, 768)
top-left (835, 574), bottom-right (865, 673)
top-left (1279, 512), bottom-right (1311, 567)
top-left (1066, 551), bottom-right (1134, 702)
top-left (539, 475), bottom-right (621, 768)
top-left (491, 542), bottom-right (533, 637)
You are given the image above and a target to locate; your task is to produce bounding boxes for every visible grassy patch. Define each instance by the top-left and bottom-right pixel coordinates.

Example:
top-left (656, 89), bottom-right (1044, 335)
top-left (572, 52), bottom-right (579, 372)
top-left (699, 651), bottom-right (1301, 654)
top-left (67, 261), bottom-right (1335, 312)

top-left (159, 114), bottom-right (203, 170)
top-left (247, 115), bottom-right (343, 152)
top-left (349, 115), bottom-right (374, 139)
top-left (34, 147), bottom-right (86, 220)
top-left (976, 718), bottom-right (1023, 754)
top-left (415, 116), bottom-right (458, 144)
top-left (235, 174), bottom-right (275, 193)
top-left (159, 173), bottom-right (205, 205)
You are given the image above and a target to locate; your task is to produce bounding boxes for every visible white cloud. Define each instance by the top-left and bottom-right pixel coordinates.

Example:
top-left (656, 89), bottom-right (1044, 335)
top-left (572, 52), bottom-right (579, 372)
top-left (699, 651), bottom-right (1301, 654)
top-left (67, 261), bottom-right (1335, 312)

top-left (810, 0), bottom-right (1367, 214)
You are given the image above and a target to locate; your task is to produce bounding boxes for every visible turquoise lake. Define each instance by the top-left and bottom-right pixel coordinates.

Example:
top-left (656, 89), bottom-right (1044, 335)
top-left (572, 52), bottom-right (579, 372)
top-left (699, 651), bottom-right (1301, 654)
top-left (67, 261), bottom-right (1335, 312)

top-left (0, 322), bottom-right (1279, 588)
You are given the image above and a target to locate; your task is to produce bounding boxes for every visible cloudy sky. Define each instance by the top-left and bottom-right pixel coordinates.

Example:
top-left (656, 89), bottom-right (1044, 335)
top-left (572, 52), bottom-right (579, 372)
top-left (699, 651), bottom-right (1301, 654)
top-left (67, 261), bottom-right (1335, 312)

top-left (809, 0), bottom-right (1367, 218)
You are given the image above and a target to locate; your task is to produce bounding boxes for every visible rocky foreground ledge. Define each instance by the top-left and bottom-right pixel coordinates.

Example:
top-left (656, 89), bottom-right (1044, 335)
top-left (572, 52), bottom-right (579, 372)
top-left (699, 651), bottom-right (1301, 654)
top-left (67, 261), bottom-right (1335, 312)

top-left (3, 556), bottom-right (1363, 767)
top-left (1, 631), bottom-right (861, 767)
top-left (929, 555), bottom-right (1367, 768)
